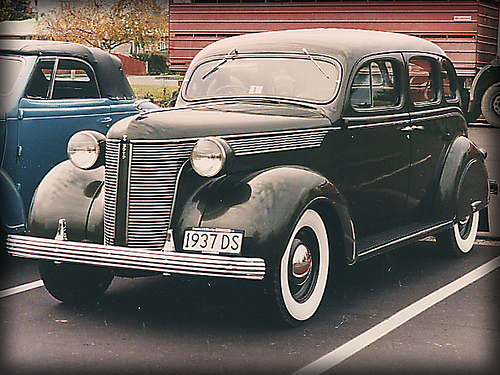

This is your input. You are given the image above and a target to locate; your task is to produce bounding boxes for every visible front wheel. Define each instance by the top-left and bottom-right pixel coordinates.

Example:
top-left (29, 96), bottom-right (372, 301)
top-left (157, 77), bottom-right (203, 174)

top-left (39, 261), bottom-right (114, 305)
top-left (270, 208), bottom-right (330, 325)
top-left (436, 211), bottom-right (479, 257)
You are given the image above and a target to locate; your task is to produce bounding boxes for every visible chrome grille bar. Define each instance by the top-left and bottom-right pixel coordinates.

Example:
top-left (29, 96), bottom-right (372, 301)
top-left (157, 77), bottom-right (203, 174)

top-left (104, 140), bottom-right (120, 246)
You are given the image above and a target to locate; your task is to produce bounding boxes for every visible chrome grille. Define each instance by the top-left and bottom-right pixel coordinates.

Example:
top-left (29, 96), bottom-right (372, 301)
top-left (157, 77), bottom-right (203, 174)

top-left (126, 142), bottom-right (194, 249)
top-left (104, 139), bottom-right (195, 250)
top-left (104, 140), bottom-right (120, 246)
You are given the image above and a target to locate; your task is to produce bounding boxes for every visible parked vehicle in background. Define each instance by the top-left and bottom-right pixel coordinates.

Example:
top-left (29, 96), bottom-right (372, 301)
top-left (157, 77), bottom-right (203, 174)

top-left (468, 58), bottom-right (500, 126)
top-left (6, 29), bottom-right (493, 325)
top-left (0, 39), bottom-right (158, 244)
top-left (168, 0), bottom-right (499, 126)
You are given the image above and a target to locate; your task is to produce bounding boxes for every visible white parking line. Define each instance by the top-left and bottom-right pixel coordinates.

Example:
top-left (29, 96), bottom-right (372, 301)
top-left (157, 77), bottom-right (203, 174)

top-left (294, 256), bottom-right (500, 375)
top-left (0, 280), bottom-right (44, 299)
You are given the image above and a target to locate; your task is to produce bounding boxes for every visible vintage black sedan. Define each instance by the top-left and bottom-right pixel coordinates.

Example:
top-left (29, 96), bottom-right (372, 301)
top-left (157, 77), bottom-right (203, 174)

top-left (6, 29), bottom-right (492, 325)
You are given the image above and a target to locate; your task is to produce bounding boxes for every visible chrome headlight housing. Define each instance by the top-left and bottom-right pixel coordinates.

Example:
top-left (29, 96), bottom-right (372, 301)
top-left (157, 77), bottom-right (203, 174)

top-left (67, 131), bottom-right (106, 170)
top-left (190, 137), bottom-right (233, 177)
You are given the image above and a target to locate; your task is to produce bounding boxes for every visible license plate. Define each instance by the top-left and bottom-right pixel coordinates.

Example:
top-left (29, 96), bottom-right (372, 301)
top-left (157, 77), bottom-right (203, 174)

top-left (183, 228), bottom-right (244, 254)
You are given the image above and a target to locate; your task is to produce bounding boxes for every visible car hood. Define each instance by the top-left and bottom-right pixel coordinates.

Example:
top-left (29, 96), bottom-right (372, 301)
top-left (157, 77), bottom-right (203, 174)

top-left (107, 102), bottom-right (333, 141)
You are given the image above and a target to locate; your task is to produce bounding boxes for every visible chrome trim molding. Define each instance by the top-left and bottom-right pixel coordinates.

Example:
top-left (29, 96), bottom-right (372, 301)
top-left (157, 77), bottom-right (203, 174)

top-left (227, 128), bottom-right (329, 156)
top-left (6, 234), bottom-right (266, 281)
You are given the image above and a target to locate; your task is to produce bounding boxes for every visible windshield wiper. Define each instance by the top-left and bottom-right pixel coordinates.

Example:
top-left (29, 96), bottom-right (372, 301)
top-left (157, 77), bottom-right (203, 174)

top-left (202, 47), bottom-right (238, 80)
top-left (302, 48), bottom-right (330, 79)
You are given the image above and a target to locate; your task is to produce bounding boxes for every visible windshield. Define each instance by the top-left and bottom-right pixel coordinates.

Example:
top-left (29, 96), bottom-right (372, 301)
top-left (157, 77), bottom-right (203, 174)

top-left (0, 56), bottom-right (25, 97)
top-left (185, 56), bottom-right (341, 103)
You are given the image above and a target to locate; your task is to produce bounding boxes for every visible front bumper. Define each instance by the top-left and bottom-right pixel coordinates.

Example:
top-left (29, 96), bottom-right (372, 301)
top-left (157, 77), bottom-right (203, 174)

top-left (6, 234), bottom-right (266, 280)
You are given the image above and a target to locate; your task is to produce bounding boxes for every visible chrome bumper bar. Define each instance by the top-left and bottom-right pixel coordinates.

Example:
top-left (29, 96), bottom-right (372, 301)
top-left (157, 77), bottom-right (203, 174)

top-left (6, 234), bottom-right (266, 281)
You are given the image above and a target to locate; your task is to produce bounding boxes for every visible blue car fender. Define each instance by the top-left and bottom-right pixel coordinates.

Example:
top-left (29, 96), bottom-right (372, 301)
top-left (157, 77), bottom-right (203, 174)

top-left (0, 167), bottom-right (26, 234)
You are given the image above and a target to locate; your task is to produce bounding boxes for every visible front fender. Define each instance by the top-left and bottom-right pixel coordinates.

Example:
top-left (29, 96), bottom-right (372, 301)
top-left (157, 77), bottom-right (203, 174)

top-left (28, 161), bottom-right (104, 241)
top-left (435, 136), bottom-right (489, 221)
top-left (0, 167), bottom-right (26, 233)
top-left (173, 166), bottom-right (355, 267)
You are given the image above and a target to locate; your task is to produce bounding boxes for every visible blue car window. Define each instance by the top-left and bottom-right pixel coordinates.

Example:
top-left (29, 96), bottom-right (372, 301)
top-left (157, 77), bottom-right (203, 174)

top-left (25, 59), bottom-right (54, 99)
top-left (52, 59), bottom-right (99, 99)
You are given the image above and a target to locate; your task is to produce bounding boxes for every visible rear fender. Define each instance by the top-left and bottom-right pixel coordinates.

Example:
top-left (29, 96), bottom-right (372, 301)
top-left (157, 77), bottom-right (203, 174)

top-left (172, 166), bottom-right (355, 268)
top-left (435, 136), bottom-right (489, 222)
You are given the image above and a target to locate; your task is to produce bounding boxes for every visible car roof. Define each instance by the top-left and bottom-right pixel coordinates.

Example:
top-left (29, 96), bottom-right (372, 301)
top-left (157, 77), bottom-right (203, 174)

top-left (189, 28), bottom-right (446, 68)
top-left (0, 39), bottom-right (135, 99)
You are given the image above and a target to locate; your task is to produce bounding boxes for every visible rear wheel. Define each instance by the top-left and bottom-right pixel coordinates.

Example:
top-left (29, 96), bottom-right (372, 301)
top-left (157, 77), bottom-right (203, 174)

top-left (436, 211), bottom-right (479, 257)
top-left (39, 261), bottom-right (113, 305)
top-left (270, 208), bottom-right (330, 325)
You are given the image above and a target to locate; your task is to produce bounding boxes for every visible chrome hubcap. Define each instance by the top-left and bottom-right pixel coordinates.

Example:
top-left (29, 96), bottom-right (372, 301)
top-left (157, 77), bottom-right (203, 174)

top-left (458, 214), bottom-right (472, 240)
top-left (291, 244), bottom-right (312, 282)
top-left (288, 228), bottom-right (319, 303)
top-left (493, 93), bottom-right (500, 116)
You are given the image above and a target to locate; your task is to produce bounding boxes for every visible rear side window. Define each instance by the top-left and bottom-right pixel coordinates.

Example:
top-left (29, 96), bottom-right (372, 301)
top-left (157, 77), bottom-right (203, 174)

top-left (408, 57), bottom-right (439, 105)
top-left (0, 56), bottom-right (25, 97)
top-left (350, 59), bottom-right (401, 109)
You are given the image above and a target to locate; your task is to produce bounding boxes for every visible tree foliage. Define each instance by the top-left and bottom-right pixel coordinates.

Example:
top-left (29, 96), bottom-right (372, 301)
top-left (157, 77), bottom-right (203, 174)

top-left (37, 0), bottom-right (168, 52)
top-left (0, 0), bottom-right (35, 22)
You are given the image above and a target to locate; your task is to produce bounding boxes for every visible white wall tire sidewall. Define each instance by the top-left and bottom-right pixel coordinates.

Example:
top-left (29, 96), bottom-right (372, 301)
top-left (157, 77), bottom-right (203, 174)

top-left (280, 209), bottom-right (329, 322)
top-left (453, 211), bottom-right (479, 254)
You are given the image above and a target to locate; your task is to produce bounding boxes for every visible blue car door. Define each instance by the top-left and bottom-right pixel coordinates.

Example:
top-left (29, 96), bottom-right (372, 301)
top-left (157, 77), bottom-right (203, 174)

top-left (16, 57), bottom-right (118, 210)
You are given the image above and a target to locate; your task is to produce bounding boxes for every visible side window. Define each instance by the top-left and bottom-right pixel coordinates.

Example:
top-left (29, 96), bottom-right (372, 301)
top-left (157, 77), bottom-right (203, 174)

top-left (350, 59), bottom-right (400, 110)
top-left (408, 57), bottom-right (438, 105)
top-left (25, 59), bottom-right (55, 99)
top-left (52, 59), bottom-right (99, 99)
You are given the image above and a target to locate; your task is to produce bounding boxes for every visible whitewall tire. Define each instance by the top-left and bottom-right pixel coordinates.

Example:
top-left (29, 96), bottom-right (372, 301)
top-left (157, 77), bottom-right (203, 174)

top-left (272, 208), bottom-right (330, 324)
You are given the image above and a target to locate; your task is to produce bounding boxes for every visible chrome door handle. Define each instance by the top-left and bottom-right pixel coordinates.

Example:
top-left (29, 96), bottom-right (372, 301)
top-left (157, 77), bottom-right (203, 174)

top-left (399, 125), bottom-right (425, 132)
top-left (101, 116), bottom-right (113, 126)
top-left (399, 125), bottom-right (413, 132)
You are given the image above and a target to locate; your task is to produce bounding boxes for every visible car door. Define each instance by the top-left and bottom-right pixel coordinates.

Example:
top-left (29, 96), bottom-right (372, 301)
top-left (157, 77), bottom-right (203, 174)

top-left (403, 54), bottom-right (463, 224)
top-left (342, 54), bottom-right (411, 246)
top-left (16, 57), bottom-right (114, 209)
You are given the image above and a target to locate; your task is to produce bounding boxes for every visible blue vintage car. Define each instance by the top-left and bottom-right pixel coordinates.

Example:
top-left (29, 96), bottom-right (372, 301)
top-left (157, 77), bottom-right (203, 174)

top-left (0, 40), bottom-right (157, 241)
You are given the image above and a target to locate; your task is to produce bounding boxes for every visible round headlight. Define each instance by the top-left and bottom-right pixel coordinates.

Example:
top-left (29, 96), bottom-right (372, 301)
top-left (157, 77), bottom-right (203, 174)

top-left (67, 131), bottom-right (105, 170)
top-left (191, 137), bottom-right (232, 177)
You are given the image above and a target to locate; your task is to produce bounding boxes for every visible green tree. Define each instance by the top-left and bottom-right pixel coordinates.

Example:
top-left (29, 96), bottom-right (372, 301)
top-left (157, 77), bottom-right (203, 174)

top-left (0, 0), bottom-right (36, 22)
top-left (37, 0), bottom-right (168, 52)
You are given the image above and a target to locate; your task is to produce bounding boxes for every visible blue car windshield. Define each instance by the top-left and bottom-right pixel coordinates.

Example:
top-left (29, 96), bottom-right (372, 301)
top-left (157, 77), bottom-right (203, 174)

top-left (0, 56), bottom-right (25, 97)
top-left (185, 56), bottom-right (341, 103)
